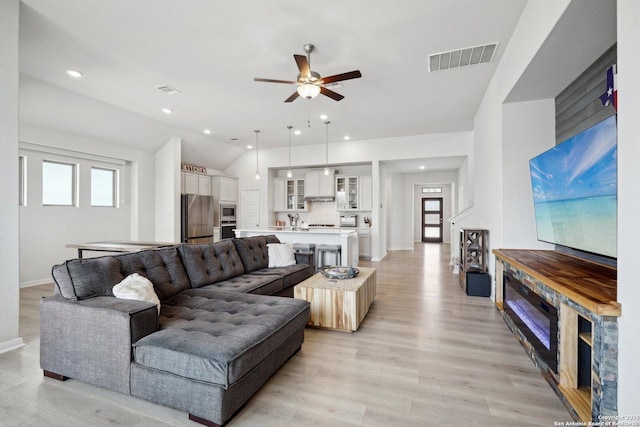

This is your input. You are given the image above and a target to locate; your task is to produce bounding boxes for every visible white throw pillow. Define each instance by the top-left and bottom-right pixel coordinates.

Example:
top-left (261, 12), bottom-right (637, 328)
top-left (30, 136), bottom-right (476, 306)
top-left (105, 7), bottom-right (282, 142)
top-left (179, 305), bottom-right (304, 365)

top-left (267, 242), bottom-right (296, 268)
top-left (112, 273), bottom-right (161, 313)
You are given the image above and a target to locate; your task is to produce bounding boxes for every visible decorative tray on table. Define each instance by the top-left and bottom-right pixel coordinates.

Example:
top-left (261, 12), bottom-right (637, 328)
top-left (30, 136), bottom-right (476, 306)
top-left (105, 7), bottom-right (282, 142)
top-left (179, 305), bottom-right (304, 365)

top-left (319, 266), bottom-right (359, 280)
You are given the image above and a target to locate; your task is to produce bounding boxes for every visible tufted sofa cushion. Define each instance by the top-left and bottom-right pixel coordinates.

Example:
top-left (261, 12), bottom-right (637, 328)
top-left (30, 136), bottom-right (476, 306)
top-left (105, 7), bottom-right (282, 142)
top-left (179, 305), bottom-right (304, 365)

top-left (248, 264), bottom-right (315, 289)
top-left (132, 288), bottom-right (310, 388)
top-left (198, 274), bottom-right (283, 295)
top-left (118, 249), bottom-right (191, 301)
top-left (178, 240), bottom-right (245, 288)
top-left (51, 247), bottom-right (190, 301)
top-left (232, 237), bottom-right (270, 273)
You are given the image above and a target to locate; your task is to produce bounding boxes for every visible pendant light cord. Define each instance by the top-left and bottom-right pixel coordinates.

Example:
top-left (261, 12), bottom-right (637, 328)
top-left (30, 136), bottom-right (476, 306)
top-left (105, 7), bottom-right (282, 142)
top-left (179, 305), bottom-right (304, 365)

top-left (324, 120), bottom-right (330, 174)
top-left (254, 130), bottom-right (260, 179)
top-left (287, 125), bottom-right (293, 178)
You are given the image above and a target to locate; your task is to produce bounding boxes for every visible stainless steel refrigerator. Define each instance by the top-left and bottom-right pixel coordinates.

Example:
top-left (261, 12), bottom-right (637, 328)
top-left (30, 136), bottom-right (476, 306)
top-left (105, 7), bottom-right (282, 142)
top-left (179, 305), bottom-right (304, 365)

top-left (181, 194), bottom-right (214, 243)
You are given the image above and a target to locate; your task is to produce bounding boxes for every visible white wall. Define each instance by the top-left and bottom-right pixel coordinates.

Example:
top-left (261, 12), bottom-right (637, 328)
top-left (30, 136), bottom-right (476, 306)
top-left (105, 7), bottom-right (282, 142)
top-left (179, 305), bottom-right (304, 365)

top-left (457, 157), bottom-right (470, 212)
top-left (616, 0), bottom-right (640, 416)
top-left (0, 0), bottom-right (22, 353)
top-left (18, 126), bottom-right (157, 284)
top-left (386, 174), bottom-right (409, 250)
top-left (470, 0), bottom-right (572, 282)
top-left (155, 137), bottom-right (181, 242)
top-left (19, 144), bottom-right (130, 285)
top-left (501, 99), bottom-right (556, 249)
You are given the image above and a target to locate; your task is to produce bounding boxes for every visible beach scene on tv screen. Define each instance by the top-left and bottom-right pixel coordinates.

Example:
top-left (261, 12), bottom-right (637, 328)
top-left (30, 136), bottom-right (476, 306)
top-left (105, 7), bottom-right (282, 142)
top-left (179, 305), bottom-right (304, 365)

top-left (529, 115), bottom-right (617, 258)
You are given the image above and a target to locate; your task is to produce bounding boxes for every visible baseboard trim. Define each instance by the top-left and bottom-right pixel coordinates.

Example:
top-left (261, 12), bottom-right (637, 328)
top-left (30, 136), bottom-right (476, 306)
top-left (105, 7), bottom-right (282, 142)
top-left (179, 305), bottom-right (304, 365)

top-left (20, 278), bottom-right (53, 288)
top-left (0, 337), bottom-right (25, 354)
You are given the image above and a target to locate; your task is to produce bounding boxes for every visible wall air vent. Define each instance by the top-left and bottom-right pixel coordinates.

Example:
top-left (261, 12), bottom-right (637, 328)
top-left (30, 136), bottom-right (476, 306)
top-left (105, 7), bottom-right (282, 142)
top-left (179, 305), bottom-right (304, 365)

top-left (429, 43), bottom-right (498, 72)
top-left (155, 84), bottom-right (181, 95)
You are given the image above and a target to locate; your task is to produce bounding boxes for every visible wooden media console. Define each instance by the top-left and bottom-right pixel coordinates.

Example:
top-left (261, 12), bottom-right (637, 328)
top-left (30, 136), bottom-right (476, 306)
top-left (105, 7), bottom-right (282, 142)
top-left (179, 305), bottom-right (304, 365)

top-left (493, 249), bottom-right (619, 423)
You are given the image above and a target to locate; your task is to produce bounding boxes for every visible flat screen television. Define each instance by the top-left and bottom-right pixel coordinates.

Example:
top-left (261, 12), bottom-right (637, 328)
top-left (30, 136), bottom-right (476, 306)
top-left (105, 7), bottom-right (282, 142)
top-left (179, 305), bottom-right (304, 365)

top-left (529, 115), bottom-right (617, 259)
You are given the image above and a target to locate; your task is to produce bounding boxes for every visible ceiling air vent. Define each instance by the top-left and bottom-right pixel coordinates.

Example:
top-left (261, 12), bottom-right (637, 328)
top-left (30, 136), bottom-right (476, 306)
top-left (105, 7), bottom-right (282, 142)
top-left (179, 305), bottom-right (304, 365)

top-left (155, 84), bottom-right (181, 95)
top-left (429, 42), bottom-right (498, 72)
top-left (323, 82), bottom-right (343, 89)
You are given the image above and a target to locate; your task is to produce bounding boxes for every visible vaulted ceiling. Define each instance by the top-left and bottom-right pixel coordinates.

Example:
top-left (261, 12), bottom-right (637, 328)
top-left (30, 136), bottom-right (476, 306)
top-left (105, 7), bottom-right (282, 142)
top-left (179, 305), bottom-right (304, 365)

top-left (19, 0), bottom-right (527, 170)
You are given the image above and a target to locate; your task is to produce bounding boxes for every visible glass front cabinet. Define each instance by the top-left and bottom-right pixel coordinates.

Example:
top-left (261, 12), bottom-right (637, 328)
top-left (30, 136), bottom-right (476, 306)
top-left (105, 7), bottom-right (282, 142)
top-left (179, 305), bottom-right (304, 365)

top-left (336, 176), bottom-right (359, 210)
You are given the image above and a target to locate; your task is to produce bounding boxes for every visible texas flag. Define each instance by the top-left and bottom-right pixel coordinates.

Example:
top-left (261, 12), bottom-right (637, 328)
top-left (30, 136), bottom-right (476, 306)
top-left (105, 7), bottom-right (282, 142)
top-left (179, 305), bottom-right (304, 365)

top-left (599, 64), bottom-right (617, 111)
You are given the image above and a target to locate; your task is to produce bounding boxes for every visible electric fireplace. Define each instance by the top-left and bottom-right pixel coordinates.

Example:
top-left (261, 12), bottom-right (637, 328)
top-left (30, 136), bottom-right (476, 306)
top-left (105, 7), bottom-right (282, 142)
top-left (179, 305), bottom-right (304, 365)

top-left (503, 271), bottom-right (558, 373)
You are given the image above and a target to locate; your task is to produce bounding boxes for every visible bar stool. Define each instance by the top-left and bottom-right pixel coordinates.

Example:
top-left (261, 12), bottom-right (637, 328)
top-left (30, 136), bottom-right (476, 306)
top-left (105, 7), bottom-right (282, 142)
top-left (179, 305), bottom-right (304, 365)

top-left (316, 244), bottom-right (341, 269)
top-left (292, 243), bottom-right (316, 270)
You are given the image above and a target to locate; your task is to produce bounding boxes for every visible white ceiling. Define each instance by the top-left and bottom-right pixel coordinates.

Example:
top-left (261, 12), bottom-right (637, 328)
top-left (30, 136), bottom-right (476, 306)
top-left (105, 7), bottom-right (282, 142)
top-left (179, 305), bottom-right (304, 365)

top-left (18, 0), bottom-right (527, 171)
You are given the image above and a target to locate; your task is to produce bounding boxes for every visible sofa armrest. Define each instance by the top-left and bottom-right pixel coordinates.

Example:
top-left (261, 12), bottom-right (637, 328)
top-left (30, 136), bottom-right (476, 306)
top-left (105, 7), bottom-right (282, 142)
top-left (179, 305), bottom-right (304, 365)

top-left (40, 295), bottom-right (158, 395)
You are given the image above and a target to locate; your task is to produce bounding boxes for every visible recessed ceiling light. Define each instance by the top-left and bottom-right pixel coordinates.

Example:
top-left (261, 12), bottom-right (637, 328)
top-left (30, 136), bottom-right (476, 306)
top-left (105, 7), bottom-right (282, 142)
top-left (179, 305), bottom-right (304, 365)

top-left (343, 135), bottom-right (350, 141)
top-left (246, 145), bottom-right (253, 149)
top-left (420, 165), bottom-right (426, 170)
top-left (294, 130), bottom-right (301, 135)
top-left (66, 69), bottom-right (83, 78)
top-left (162, 108), bottom-right (173, 114)
top-left (203, 129), bottom-right (212, 135)
top-left (319, 114), bottom-right (328, 120)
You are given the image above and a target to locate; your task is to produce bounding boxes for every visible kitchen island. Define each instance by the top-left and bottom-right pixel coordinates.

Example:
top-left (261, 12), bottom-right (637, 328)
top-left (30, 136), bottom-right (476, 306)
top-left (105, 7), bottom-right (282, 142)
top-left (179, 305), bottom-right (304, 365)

top-left (234, 228), bottom-right (359, 267)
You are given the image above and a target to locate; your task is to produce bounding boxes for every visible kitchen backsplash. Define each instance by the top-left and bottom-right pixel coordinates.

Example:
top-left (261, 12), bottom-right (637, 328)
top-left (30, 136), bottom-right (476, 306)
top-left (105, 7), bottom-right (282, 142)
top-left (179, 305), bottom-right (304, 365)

top-left (277, 201), bottom-right (371, 227)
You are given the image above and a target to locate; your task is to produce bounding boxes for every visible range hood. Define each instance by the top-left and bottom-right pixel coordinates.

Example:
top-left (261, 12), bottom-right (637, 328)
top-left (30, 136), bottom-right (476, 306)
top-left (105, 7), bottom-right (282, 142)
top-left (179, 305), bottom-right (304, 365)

top-left (304, 196), bottom-right (334, 202)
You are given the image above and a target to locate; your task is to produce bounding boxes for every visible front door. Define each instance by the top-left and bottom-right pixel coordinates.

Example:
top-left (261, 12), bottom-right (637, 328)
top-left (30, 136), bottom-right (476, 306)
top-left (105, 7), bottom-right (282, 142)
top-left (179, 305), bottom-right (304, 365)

top-left (422, 197), bottom-right (443, 243)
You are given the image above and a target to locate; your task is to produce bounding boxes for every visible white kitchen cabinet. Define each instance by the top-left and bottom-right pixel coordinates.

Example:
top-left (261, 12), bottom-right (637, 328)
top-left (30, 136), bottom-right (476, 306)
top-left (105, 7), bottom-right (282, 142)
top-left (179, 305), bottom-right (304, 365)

top-left (273, 177), bottom-right (286, 212)
top-left (274, 178), bottom-right (306, 212)
top-left (305, 170), bottom-right (335, 198)
top-left (218, 176), bottom-right (237, 202)
top-left (198, 175), bottom-right (212, 196)
top-left (211, 175), bottom-right (238, 205)
top-left (286, 179), bottom-right (306, 211)
top-left (336, 176), bottom-right (359, 210)
top-left (213, 227), bottom-right (221, 243)
top-left (359, 175), bottom-right (372, 211)
top-left (358, 228), bottom-right (371, 258)
top-left (183, 172), bottom-right (211, 195)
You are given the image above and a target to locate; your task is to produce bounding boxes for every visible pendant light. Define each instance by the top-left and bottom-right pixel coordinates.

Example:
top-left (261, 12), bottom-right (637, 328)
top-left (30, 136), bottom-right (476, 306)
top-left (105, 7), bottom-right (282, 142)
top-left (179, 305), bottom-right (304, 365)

top-left (324, 120), bottom-right (330, 175)
top-left (286, 125), bottom-right (293, 178)
top-left (254, 130), bottom-right (260, 180)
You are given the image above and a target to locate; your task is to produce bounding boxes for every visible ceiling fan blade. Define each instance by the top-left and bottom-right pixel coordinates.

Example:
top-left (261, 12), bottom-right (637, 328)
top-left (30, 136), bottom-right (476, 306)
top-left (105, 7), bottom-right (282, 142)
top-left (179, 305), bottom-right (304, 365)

top-left (284, 92), bottom-right (300, 103)
top-left (294, 54), bottom-right (310, 78)
top-left (254, 78), bottom-right (298, 84)
top-left (320, 70), bottom-right (362, 84)
top-left (320, 87), bottom-right (344, 101)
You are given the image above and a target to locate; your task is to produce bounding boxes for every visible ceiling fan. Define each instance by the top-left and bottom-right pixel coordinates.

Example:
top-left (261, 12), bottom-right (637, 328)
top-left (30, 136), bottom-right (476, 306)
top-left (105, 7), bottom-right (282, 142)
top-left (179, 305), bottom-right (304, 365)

top-left (254, 43), bottom-right (362, 102)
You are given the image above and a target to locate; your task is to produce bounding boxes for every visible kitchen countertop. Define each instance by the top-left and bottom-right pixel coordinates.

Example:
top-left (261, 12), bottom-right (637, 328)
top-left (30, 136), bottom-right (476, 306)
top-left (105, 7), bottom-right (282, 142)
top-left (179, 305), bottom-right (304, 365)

top-left (234, 228), bottom-right (360, 266)
top-left (266, 226), bottom-right (370, 232)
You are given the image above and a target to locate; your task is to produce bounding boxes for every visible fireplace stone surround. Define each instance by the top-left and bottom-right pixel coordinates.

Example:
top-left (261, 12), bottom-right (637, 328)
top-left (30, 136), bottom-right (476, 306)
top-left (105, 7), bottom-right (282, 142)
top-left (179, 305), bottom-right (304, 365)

top-left (493, 249), bottom-right (619, 423)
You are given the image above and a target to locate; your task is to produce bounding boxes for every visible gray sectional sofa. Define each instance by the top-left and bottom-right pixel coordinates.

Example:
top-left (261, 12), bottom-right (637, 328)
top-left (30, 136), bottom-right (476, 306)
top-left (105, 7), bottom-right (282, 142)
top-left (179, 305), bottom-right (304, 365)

top-left (40, 236), bottom-right (314, 427)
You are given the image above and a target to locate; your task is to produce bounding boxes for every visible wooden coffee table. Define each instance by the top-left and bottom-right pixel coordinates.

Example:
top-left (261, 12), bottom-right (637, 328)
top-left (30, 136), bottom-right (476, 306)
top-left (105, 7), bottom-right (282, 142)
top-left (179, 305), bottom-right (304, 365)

top-left (294, 267), bottom-right (376, 332)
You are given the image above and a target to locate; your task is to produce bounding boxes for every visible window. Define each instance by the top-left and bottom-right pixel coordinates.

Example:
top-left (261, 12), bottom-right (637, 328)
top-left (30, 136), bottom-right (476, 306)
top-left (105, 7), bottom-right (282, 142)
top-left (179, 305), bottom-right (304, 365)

top-left (42, 160), bottom-right (76, 206)
top-left (422, 187), bottom-right (442, 193)
top-left (19, 155), bottom-right (26, 206)
top-left (91, 167), bottom-right (118, 207)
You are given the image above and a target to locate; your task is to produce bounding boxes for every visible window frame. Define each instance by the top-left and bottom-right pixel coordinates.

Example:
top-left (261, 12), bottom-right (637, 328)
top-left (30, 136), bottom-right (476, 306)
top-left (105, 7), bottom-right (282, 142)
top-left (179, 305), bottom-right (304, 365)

top-left (421, 186), bottom-right (443, 194)
top-left (19, 155), bottom-right (26, 206)
top-left (42, 159), bottom-right (78, 207)
top-left (90, 166), bottom-right (119, 208)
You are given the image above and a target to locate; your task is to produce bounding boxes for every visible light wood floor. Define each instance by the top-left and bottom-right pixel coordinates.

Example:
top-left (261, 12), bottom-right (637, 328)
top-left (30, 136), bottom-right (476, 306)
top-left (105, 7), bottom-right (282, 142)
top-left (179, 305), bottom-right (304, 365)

top-left (0, 243), bottom-right (570, 426)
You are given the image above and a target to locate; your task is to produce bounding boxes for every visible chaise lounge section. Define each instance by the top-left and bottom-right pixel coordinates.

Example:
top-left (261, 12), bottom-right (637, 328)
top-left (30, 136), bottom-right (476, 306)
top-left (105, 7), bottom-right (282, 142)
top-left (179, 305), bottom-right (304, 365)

top-left (40, 236), bottom-right (313, 426)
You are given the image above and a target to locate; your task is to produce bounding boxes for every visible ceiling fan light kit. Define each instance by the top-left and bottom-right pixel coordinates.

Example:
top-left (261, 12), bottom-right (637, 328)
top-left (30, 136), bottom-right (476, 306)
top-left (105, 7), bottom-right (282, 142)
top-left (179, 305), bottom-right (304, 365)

top-left (254, 43), bottom-right (362, 103)
top-left (297, 84), bottom-right (321, 99)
